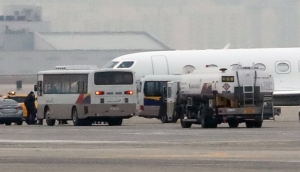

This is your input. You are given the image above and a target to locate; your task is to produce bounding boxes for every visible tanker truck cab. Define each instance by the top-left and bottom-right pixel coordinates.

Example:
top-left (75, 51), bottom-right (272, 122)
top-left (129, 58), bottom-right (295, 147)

top-left (166, 64), bottom-right (279, 129)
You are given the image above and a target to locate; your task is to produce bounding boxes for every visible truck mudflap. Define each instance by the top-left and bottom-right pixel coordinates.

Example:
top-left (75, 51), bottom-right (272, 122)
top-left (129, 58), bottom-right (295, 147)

top-left (218, 107), bottom-right (262, 115)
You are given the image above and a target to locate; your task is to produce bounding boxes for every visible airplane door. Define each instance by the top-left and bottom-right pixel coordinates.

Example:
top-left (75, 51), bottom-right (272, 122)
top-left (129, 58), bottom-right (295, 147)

top-left (167, 81), bottom-right (179, 121)
top-left (151, 55), bottom-right (169, 75)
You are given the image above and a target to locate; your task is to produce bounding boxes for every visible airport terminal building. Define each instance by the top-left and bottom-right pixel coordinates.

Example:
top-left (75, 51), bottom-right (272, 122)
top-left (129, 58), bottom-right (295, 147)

top-left (0, 5), bottom-right (170, 94)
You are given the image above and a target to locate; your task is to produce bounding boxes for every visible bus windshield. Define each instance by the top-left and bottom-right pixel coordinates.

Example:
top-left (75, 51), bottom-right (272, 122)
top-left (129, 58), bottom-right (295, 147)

top-left (94, 71), bottom-right (133, 85)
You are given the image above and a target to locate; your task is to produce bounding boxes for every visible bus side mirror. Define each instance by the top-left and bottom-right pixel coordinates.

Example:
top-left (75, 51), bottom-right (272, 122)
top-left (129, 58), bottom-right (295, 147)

top-left (34, 85), bottom-right (37, 91)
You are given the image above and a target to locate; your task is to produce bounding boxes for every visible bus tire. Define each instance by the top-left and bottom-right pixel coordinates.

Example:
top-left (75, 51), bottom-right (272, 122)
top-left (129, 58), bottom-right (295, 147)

top-left (5, 122), bottom-right (11, 126)
top-left (72, 107), bottom-right (82, 126)
top-left (83, 119), bottom-right (93, 126)
top-left (114, 118), bottom-right (123, 126)
top-left (108, 119), bottom-right (115, 126)
top-left (16, 120), bottom-right (23, 125)
top-left (46, 119), bottom-right (55, 126)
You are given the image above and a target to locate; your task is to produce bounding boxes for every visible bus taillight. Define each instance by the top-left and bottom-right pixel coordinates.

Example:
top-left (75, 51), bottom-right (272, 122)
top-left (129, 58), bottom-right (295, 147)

top-left (124, 90), bottom-right (134, 95)
top-left (140, 105), bottom-right (144, 110)
top-left (95, 91), bottom-right (105, 95)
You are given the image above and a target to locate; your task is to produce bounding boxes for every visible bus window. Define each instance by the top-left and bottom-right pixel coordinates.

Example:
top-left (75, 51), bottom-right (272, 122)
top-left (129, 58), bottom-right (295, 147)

top-left (117, 61), bottom-right (134, 68)
top-left (43, 74), bottom-right (88, 94)
top-left (144, 81), bottom-right (167, 96)
top-left (94, 71), bottom-right (133, 85)
top-left (102, 61), bottom-right (119, 69)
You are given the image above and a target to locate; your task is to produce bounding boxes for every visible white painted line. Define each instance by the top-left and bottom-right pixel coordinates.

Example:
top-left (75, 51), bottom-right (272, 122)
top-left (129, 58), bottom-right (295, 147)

top-left (0, 139), bottom-right (299, 145)
top-left (0, 140), bottom-right (140, 144)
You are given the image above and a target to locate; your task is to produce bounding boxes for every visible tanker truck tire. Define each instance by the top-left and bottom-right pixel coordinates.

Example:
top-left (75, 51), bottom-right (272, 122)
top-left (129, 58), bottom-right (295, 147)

top-left (246, 121), bottom-right (254, 128)
top-left (180, 119), bottom-right (192, 128)
top-left (228, 118), bottom-right (239, 128)
top-left (253, 120), bottom-right (263, 128)
top-left (201, 108), bottom-right (211, 128)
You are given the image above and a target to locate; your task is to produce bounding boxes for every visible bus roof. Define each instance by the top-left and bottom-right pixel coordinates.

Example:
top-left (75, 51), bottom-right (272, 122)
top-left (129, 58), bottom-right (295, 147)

top-left (38, 68), bottom-right (135, 75)
top-left (38, 69), bottom-right (95, 75)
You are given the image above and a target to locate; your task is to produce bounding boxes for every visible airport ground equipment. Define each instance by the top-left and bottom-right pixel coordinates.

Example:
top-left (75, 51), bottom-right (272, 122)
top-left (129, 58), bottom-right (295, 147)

top-left (165, 65), bottom-right (279, 128)
top-left (137, 75), bottom-right (181, 123)
top-left (35, 65), bottom-right (136, 126)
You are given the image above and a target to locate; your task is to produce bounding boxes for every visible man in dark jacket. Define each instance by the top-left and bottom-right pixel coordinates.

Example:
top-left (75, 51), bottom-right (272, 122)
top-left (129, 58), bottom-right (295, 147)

top-left (24, 91), bottom-right (36, 125)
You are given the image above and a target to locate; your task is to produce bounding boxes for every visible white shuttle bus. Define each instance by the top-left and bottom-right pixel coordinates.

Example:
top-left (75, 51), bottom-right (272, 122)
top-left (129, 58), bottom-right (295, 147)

top-left (35, 65), bottom-right (136, 126)
top-left (138, 75), bottom-right (181, 123)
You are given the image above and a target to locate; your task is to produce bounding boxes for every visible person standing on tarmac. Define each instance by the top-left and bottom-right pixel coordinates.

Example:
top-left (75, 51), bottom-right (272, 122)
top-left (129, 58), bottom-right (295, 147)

top-left (24, 91), bottom-right (37, 125)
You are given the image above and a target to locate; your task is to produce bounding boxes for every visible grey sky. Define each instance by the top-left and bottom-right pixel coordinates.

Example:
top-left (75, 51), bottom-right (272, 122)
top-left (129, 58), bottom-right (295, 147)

top-left (0, 0), bottom-right (299, 49)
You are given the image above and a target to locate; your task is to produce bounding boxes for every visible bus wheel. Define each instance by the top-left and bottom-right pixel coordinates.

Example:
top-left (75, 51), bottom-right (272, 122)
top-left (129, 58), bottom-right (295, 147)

top-left (72, 107), bottom-right (82, 126)
top-left (46, 119), bottom-right (55, 126)
top-left (108, 118), bottom-right (122, 126)
top-left (16, 120), bottom-right (23, 125)
top-left (44, 109), bottom-right (55, 126)
top-left (5, 122), bottom-right (11, 126)
top-left (114, 118), bottom-right (123, 126)
top-left (83, 119), bottom-right (93, 126)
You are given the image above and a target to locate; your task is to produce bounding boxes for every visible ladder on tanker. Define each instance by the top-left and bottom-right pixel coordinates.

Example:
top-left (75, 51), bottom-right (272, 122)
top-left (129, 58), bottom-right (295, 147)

top-left (235, 64), bottom-right (258, 106)
top-left (240, 65), bottom-right (257, 106)
top-left (243, 85), bottom-right (255, 106)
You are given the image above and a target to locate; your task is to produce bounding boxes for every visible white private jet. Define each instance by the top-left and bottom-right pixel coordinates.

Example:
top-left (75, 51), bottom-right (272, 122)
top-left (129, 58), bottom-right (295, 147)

top-left (102, 47), bottom-right (300, 106)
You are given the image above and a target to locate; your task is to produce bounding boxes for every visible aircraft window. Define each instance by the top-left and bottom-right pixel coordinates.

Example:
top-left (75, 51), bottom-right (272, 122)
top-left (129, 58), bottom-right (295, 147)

top-left (117, 61), bottom-right (134, 68)
top-left (102, 61), bottom-right (119, 69)
top-left (254, 63), bottom-right (266, 71)
top-left (275, 61), bottom-right (291, 74)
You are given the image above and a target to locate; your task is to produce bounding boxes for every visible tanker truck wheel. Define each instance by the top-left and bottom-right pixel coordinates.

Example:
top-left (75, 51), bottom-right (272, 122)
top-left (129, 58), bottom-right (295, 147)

top-left (228, 118), bottom-right (239, 128)
top-left (253, 119), bottom-right (263, 128)
top-left (245, 121), bottom-right (254, 128)
top-left (201, 108), bottom-right (211, 128)
top-left (180, 119), bottom-right (192, 128)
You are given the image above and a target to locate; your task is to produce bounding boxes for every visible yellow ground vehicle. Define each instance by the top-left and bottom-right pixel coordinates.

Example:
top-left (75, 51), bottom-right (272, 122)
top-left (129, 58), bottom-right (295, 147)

top-left (4, 91), bottom-right (38, 124)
